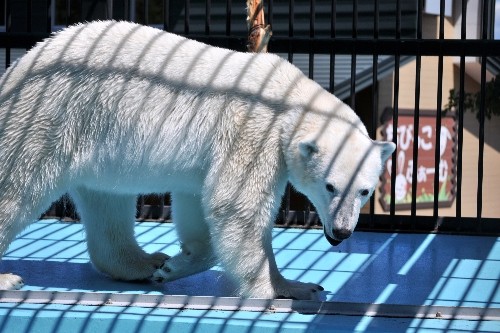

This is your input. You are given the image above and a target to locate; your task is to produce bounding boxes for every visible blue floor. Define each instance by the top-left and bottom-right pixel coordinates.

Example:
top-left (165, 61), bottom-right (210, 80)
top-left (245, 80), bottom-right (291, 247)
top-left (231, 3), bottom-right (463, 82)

top-left (0, 219), bottom-right (499, 332)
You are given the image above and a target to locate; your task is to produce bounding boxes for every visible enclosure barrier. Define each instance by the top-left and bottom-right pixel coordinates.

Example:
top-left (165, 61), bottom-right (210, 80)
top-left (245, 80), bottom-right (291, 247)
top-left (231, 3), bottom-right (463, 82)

top-left (1, 0), bottom-right (499, 235)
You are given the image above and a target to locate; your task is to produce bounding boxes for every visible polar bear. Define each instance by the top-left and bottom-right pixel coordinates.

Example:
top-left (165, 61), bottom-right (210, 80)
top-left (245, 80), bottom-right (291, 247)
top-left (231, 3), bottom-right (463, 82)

top-left (0, 21), bottom-right (395, 299)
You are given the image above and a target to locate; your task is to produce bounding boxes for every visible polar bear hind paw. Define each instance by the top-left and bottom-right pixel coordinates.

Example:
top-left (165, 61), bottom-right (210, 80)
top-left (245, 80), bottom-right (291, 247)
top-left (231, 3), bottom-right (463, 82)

top-left (276, 280), bottom-right (324, 300)
top-left (0, 273), bottom-right (24, 290)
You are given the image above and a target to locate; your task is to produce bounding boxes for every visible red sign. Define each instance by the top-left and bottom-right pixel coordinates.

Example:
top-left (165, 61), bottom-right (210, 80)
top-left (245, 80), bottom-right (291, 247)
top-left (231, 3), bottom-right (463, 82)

top-left (380, 110), bottom-right (457, 211)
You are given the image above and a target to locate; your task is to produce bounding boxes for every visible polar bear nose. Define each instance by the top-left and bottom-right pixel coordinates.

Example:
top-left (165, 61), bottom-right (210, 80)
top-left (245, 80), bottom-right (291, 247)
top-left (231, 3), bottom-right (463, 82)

top-left (324, 232), bottom-right (342, 246)
top-left (333, 229), bottom-right (352, 240)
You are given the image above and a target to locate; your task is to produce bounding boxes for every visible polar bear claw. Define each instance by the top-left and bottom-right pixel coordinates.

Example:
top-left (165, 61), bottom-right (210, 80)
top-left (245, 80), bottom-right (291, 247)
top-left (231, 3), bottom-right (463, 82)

top-left (0, 274), bottom-right (24, 290)
top-left (276, 281), bottom-right (325, 300)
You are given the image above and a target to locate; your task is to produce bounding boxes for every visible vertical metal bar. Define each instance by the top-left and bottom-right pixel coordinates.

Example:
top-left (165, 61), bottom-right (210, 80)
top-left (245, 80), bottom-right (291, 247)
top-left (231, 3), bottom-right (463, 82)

top-left (205, 0), bottom-right (211, 35)
top-left (46, 0), bottom-right (51, 33)
top-left (477, 67), bottom-right (485, 225)
top-left (66, 0), bottom-right (72, 26)
top-left (139, 196), bottom-right (145, 220)
top-left (306, 0), bottom-right (315, 220)
top-left (390, 60), bottom-right (400, 219)
top-left (225, 0), bottom-right (231, 36)
top-left (144, 0), bottom-right (149, 25)
top-left (328, 0), bottom-right (336, 92)
top-left (410, 0), bottom-right (423, 225)
top-left (349, 0), bottom-right (357, 108)
top-left (390, 61), bottom-right (400, 219)
top-left (477, 0), bottom-right (489, 229)
top-left (164, 0), bottom-right (170, 31)
top-left (433, 0), bottom-right (445, 220)
top-left (284, 184), bottom-right (291, 226)
top-left (5, 0), bottom-right (10, 68)
top-left (184, 0), bottom-right (189, 34)
top-left (267, 0), bottom-right (273, 28)
top-left (159, 194), bottom-right (166, 221)
top-left (395, 0), bottom-right (401, 38)
top-left (456, 0), bottom-right (467, 226)
top-left (62, 194), bottom-right (69, 220)
top-left (27, 0), bottom-right (32, 32)
top-left (288, 0), bottom-right (294, 62)
top-left (107, 0), bottom-right (113, 19)
top-left (80, 0), bottom-right (84, 21)
top-left (127, 0), bottom-right (133, 22)
top-left (309, 0), bottom-right (315, 80)
top-left (309, 0), bottom-right (315, 39)
top-left (390, 0), bottom-right (401, 219)
top-left (369, 0), bottom-right (379, 226)
top-left (352, 0), bottom-right (357, 37)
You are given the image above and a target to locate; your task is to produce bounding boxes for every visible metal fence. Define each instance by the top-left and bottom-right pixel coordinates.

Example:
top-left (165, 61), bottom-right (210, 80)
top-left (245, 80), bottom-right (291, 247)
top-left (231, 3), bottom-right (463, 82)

top-left (1, 0), bottom-right (499, 235)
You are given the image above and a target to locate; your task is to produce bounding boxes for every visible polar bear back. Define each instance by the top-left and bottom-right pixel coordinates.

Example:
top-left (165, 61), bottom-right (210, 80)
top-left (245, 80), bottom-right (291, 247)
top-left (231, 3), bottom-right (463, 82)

top-left (0, 21), bottom-right (307, 192)
top-left (0, 20), bottom-right (365, 195)
top-left (2, 21), bottom-right (302, 105)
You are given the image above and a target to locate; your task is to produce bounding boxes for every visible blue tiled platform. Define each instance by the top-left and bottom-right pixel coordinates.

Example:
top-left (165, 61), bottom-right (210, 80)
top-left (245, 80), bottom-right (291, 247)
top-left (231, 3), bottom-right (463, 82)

top-left (0, 219), bottom-right (498, 332)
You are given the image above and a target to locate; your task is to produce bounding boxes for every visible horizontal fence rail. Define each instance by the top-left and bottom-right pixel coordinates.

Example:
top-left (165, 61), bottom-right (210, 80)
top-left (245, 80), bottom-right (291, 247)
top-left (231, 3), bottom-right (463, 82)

top-left (2, 34), bottom-right (500, 57)
top-left (1, 0), bottom-right (499, 235)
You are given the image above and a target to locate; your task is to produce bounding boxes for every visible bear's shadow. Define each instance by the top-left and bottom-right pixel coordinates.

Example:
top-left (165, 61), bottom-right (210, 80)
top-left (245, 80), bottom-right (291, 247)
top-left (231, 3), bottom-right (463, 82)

top-left (0, 259), bottom-right (239, 297)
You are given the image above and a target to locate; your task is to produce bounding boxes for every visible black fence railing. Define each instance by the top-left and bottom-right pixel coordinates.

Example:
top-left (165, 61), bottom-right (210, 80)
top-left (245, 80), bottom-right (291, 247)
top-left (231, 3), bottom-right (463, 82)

top-left (1, 0), bottom-right (500, 235)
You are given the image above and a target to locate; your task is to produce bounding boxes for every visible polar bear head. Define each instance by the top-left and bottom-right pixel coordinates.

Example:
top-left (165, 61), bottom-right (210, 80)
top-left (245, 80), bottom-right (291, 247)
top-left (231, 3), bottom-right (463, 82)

top-left (284, 103), bottom-right (395, 246)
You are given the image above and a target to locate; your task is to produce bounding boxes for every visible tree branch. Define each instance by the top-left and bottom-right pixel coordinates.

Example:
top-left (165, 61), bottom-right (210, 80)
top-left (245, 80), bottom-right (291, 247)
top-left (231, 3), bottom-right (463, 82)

top-left (246, 0), bottom-right (272, 53)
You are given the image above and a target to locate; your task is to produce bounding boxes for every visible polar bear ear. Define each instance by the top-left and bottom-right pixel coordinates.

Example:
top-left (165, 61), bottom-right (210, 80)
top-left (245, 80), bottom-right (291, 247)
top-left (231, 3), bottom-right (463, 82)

top-left (299, 140), bottom-right (319, 158)
top-left (377, 141), bottom-right (396, 163)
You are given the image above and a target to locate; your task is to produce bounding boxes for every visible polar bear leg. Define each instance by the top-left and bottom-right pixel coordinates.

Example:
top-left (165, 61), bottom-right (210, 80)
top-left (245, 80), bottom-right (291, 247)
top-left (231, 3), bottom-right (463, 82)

top-left (152, 192), bottom-right (217, 282)
top-left (70, 187), bottom-right (169, 281)
top-left (201, 171), bottom-right (323, 301)
top-left (208, 212), bottom-right (323, 300)
top-left (0, 180), bottom-right (65, 289)
top-left (0, 198), bottom-right (28, 290)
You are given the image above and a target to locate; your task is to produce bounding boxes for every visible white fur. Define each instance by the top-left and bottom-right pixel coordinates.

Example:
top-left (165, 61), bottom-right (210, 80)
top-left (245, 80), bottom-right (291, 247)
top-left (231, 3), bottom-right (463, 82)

top-left (0, 21), bottom-right (395, 299)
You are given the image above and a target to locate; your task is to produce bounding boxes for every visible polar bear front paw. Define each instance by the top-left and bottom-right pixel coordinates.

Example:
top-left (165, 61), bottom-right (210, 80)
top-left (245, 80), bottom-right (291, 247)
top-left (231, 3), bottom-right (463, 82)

top-left (0, 273), bottom-right (24, 290)
top-left (150, 256), bottom-right (196, 282)
top-left (275, 280), bottom-right (324, 300)
top-left (148, 252), bottom-right (171, 269)
top-left (150, 241), bottom-right (216, 283)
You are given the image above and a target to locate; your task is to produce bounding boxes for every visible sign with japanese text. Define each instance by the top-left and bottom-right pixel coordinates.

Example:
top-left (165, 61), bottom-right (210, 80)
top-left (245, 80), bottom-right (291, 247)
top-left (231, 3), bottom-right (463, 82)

top-left (379, 110), bottom-right (457, 211)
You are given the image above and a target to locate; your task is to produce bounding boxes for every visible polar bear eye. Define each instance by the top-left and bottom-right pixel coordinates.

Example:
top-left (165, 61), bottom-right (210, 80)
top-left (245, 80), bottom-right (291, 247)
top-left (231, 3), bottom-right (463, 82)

top-left (326, 184), bottom-right (335, 193)
top-left (360, 189), bottom-right (370, 196)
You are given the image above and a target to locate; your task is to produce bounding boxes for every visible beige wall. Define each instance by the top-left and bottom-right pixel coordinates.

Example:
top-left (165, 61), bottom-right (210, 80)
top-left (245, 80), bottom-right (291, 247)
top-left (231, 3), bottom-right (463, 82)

top-left (373, 14), bottom-right (500, 218)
